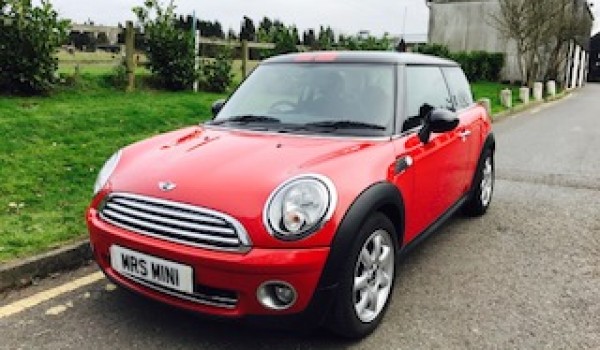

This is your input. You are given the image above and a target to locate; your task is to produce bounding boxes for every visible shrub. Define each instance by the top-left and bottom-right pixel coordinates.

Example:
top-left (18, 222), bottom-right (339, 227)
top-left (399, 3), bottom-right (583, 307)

top-left (415, 44), bottom-right (505, 82)
top-left (0, 0), bottom-right (70, 95)
top-left (107, 60), bottom-right (128, 90)
top-left (133, 0), bottom-right (197, 91)
top-left (199, 48), bottom-right (233, 93)
top-left (338, 35), bottom-right (392, 51)
top-left (414, 43), bottom-right (451, 58)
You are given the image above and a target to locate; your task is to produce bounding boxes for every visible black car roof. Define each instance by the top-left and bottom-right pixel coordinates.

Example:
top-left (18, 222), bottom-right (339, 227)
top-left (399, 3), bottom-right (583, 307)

top-left (263, 51), bottom-right (459, 66)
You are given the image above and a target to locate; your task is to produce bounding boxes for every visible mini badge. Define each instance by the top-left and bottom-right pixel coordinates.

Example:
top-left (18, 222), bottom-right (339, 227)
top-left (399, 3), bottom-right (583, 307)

top-left (158, 181), bottom-right (177, 192)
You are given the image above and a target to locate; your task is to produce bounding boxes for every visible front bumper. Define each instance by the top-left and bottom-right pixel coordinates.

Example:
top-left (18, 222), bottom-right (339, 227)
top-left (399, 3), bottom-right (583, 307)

top-left (87, 208), bottom-right (331, 319)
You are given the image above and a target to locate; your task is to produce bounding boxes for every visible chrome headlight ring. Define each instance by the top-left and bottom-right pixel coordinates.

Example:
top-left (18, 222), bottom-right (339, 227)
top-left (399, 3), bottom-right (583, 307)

top-left (263, 174), bottom-right (337, 241)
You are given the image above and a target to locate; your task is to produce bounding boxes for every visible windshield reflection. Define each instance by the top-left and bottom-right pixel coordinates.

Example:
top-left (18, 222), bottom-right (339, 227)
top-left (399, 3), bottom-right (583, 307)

top-left (213, 63), bottom-right (395, 136)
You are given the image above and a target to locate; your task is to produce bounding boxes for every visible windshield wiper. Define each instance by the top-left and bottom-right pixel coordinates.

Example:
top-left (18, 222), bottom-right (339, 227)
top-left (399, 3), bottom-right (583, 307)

top-left (209, 115), bottom-right (282, 125)
top-left (304, 120), bottom-right (387, 131)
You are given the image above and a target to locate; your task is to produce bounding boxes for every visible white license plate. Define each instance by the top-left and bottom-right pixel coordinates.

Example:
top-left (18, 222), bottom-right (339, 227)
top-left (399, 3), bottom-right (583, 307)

top-left (110, 245), bottom-right (194, 294)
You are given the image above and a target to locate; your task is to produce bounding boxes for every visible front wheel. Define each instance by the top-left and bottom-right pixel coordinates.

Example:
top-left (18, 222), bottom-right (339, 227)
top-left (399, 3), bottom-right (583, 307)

top-left (463, 149), bottom-right (494, 216)
top-left (329, 213), bottom-right (397, 339)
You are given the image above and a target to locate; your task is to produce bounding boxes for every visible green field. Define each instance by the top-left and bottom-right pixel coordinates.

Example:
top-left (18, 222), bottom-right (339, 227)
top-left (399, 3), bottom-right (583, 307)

top-left (56, 50), bottom-right (258, 83)
top-left (0, 78), bottom-right (225, 262)
top-left (0, 69), bottom-right (519, 262)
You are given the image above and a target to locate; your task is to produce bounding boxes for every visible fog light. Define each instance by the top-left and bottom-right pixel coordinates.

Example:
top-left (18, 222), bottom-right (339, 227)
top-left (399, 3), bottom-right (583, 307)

top-left (274, 285), bottom-right (295, 304)
top-left (257, 281), bottom-right (297, 310)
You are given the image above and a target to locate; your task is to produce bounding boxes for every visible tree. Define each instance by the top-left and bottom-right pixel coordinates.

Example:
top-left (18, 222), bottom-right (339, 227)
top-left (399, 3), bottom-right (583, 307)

top-left (133, 0), bottom-right (196, 90)
top-left (272, 25), bottom-right (299, 55)
top-left (0, 0), bottom-right (70, 94)
top-left (227, 28), bottom-right (237, 40)
top-left (317, 26), bottom-right (335, 50)
top-left (492, 0), bottom-right (592, 85)
top-left (239, 16), bottom-right (256, 41)
top-left (303, 29), bottom-right (317, 48)
top-left (258, 17), bottom-right (273, 37)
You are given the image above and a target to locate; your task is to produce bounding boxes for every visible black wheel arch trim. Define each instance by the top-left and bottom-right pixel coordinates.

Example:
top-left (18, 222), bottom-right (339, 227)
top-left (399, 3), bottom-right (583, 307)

top-left (468, 132), bottom-right (495, 195)
top-left (319, 181), bottom-right (405, 289)
top-left (484, 132), bottom-right (496, 152)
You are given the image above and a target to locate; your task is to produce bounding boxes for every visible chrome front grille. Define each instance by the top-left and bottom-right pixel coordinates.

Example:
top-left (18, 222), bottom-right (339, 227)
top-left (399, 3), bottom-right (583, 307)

top-left (100, 193), bottom-right (251, 252)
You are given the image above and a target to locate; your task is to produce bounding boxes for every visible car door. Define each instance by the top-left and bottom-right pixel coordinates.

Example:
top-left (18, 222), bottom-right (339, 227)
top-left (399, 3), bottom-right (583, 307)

top-left (392, 65), bottom-right (469, 243)
top-left (442, 66), bottom-right (482, 192)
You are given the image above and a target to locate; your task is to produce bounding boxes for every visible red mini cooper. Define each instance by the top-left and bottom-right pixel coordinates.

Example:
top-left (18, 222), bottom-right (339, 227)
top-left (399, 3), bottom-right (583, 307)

top-left (87, 52), bottom-right (494, 338)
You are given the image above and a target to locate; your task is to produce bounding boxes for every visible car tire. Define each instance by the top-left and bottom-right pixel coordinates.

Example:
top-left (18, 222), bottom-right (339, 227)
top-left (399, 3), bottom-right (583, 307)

top-left (463, 148), bottom-right (494, 217)
top-left (328, 212), bottom-right (397, 339)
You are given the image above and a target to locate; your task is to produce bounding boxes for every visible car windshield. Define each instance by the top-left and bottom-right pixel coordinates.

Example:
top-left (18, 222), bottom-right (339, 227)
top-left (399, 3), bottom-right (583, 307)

top-left (211, 63), bottom-right (396, 136)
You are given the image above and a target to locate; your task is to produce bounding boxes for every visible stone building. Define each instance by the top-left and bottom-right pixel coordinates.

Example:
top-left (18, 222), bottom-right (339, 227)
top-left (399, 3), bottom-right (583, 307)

top-left (428, 0), bottom-right (594, 87)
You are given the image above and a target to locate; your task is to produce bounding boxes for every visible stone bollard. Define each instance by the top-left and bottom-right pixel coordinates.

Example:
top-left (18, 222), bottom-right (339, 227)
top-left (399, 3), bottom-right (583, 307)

top-left (546, 80), bottom-right (557, 97)
top-left (478, 98), bottom-right (491, 116)
top-left (500, 89), bottom-right (512, 108)
top-left (533, 82), bottom-right (544, 101)
top-left (519, 87), bottom-right (530, 104)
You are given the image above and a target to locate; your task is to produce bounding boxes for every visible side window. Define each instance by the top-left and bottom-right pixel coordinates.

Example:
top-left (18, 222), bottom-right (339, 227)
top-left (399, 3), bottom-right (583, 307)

top-left (403, 66), bottom-right (453, 131)
top-left (443, 67), bottom-right (474, 110)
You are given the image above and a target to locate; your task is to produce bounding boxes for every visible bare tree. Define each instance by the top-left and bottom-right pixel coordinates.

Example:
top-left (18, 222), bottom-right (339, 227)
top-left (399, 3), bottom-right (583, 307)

top-left (492, 0), bottom-right (593, 86)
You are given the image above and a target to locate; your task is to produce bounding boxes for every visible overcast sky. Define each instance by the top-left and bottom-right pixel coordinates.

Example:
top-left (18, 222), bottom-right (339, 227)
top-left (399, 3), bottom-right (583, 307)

top-left (50, 0), bottom-right (430, 35)
top-left (50, 0), bottom-right (599, 36)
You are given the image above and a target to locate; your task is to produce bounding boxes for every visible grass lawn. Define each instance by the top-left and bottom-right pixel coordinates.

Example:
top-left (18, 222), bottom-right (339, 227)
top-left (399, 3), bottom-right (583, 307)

top-left (0, 77), bottom-right (225, 262)
top-left (471, 81), bottom-right (521, 115)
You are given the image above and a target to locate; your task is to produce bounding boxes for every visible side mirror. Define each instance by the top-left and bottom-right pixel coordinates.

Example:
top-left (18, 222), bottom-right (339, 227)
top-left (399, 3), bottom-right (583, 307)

top-left (211, 99), bottom-right (226, 118)
top-left (418, 108), bottom-right (459, 143)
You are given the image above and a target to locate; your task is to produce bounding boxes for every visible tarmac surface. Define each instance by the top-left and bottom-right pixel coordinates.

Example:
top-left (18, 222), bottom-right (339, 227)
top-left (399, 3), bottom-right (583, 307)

top-left (1, 84), bottom-right (599, 349)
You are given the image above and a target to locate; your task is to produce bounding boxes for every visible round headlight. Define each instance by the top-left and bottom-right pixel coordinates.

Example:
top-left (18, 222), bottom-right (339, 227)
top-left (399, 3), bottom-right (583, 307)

top-left (264, 174), bottom-right (337, 241)
top-left (93, 150), bottom-right (122, 195)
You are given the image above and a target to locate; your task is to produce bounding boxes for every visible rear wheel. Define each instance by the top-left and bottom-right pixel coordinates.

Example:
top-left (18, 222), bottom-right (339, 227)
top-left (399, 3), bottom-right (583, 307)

top-left (463, 148), bottom-right (494, 216)
top-left (329, 213), bottom-right (397, 339)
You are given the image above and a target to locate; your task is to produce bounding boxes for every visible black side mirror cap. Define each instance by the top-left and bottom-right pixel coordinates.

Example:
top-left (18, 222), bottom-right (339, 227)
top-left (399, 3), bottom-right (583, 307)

top-left (418, 108), bottom-right (459, 143)
top-left (211, 99), bottom-right (226, 118)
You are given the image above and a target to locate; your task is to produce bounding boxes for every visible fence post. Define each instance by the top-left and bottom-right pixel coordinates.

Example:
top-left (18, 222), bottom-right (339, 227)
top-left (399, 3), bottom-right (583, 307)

top-left (125, 21), bottom-right (135, 92)
top-left (478, 98), bottom-right (491, 116)
top-left (241, 40), bottom-right (249, 79)
top-left (533, 82), bottom-right (543, 101)
top-left (519, 87), bottom-right (530, 104)
top-left (500, 89), bottom-right (512, 108)
top-left (546, 80), bottom-right (557, 97)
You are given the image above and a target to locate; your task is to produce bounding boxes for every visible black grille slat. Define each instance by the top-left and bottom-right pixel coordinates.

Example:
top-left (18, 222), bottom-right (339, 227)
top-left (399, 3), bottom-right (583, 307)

top-left (100, 193), bottom-right (250, 252)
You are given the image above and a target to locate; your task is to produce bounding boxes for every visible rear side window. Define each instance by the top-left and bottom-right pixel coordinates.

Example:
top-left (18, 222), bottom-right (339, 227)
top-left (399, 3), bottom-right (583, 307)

top-left (442, 67), bottom-right (474, 110)
top-left (403, 66), bottom-right (453, 131)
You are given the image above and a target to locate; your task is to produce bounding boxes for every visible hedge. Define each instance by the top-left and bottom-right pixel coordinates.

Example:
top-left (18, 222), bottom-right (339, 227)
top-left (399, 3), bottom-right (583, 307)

top-left (415, 44), bottom-right (504, 82)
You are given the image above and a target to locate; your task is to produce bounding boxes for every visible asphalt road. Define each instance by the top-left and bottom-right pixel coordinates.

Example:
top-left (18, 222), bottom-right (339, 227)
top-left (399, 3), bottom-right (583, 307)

top-left (1, 85), bottom-right (599, 349)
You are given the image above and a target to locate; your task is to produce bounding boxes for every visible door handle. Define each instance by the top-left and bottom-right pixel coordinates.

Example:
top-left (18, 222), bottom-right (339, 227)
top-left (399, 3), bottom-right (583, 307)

top-left (458, 130), bottom-right (472, 141)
